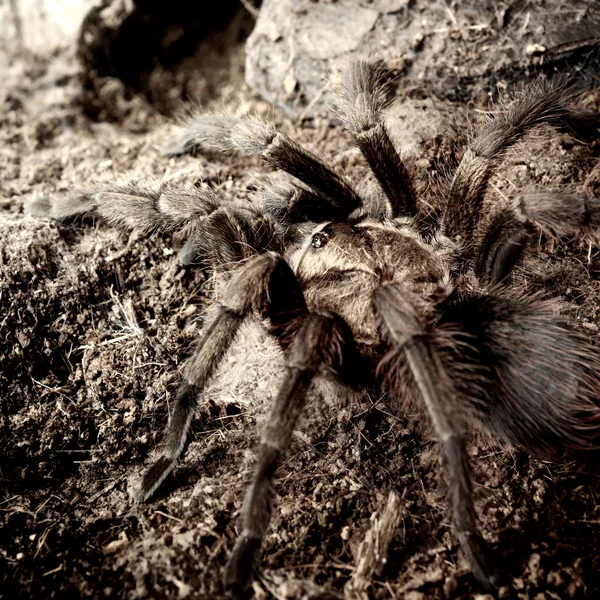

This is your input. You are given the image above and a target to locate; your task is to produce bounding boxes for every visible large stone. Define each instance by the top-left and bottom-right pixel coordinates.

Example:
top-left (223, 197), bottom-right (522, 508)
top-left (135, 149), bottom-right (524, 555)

top-left (245, 0), bottom-right (600, 119)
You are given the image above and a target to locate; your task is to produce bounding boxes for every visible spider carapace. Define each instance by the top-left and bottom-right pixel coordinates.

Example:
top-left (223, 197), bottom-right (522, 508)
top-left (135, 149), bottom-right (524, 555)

top-left (290, 219), bottom-right (452, 343)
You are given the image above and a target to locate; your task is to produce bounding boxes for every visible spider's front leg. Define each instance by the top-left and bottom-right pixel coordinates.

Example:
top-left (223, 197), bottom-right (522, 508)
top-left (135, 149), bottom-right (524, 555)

top-left (373, 283), bottom-right (499, 590)
top-left (223, 310), bottom-right (361, 599)
top-left (134, 252), bottom-right (307, 502)
top-left (163, 114), bottom-right (363, 222)
top-left (330, 58), bottom-right (418, 219)
top-left (181, 202), bottom-right (281, 266)
top-left (27, 182), bottom-right (280, 267)
top-left (27, 182), bottom-right (221, 231)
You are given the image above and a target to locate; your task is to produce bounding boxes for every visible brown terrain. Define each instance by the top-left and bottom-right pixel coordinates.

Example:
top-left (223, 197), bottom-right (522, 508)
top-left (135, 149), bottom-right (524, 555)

top-left (1, 2), bottom-right (600, 599)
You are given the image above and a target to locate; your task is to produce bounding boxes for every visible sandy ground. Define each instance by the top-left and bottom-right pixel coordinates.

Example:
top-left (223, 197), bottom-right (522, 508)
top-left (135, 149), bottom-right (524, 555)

top-left (2, 8), bottom-right (600, 600)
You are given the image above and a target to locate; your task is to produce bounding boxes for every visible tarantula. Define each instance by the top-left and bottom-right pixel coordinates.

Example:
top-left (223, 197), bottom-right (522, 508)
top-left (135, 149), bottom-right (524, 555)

top-left (32, 60), bottom-right (600, 596)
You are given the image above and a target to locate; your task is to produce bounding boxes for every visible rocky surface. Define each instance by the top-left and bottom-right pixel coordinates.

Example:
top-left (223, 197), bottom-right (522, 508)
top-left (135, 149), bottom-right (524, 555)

top-left (246, 0), bottom-right (600, 118)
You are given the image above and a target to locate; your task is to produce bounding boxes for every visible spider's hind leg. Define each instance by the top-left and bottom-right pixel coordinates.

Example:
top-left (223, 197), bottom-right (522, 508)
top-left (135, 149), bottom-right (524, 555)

top-left (476, 191), bottom-right (600, 285)
top-left (373, 283), bottom-right (500, 590)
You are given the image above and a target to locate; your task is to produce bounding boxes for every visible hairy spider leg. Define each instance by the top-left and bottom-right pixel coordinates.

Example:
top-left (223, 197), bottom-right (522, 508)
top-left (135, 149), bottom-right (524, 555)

top-left (180, 205), bottom-right (281, 267)
top-left (474, 209), bottom-right (534, 286)
top-left (26, 182), bottom-right (222, 232)
top-left (442, 80), bottom-right (600, 263)
top-left (261, 178), bottom-right (346, 226)
top-left (223, 311), bottom-right (361, 599)
top-left (475, 192), bottom-right (600, 285)
top-left (28, 181), bottom-right (283, 267)
top-left (134, 253), bottom-right (308, 503)
top-left (331, 59), bottom-right (418, 219)
top-left (163, 114), bottom-right (363, 222)
top-left (374, 282), bottom-right (499, 590)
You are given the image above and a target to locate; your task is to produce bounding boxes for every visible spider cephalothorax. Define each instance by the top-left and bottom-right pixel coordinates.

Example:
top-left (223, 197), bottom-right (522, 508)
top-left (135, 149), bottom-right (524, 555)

top-left (33, 60), bottom-right (600, 597)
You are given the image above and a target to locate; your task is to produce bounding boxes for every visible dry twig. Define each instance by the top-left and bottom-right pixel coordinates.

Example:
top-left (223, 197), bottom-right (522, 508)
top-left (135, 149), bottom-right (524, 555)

top-left (346, 491), bottom-right (404, 600)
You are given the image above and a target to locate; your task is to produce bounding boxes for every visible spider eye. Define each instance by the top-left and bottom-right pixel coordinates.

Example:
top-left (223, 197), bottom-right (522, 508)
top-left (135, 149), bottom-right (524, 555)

top-left (311, 231), bottom-right (330, 249)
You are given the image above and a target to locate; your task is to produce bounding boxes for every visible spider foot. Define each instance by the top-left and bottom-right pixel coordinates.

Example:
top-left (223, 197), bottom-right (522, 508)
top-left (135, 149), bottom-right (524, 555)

top-left (459, 532), bottom-right (502, 591)
top-left (223, 535), bottom-right (261, 600)
top-left (132, 456), bottom-right (176, 504)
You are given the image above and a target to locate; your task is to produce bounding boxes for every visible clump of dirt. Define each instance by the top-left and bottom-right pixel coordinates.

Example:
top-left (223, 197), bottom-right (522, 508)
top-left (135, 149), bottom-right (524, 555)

top-left (1, 7), bottom-right (600, 600)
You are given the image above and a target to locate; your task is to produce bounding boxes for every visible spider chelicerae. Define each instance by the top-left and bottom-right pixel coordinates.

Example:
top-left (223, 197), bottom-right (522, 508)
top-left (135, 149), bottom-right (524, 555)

top-left (33, 60), bottom-right (600, 597)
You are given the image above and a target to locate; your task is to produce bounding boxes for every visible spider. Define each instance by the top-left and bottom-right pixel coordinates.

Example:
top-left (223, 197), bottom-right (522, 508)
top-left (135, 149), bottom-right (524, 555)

top-left (32, 60), bottom-right (600, 597)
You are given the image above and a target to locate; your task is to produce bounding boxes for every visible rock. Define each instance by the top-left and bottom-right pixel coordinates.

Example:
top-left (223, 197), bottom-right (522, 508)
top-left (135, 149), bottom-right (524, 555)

top-left (245, 0), bottom-right (600, 119)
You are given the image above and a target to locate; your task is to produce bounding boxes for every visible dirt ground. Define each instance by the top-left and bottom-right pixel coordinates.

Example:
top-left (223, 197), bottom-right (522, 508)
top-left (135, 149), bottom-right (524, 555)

top-left (2, 6), bottom-right (600, 600)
